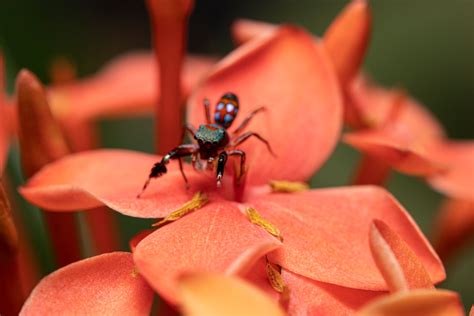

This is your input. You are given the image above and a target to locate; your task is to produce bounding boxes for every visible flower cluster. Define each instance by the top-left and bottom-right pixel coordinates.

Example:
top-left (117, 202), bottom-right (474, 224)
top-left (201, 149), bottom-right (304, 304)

top-left (0, 0), bottom-right (472, 315)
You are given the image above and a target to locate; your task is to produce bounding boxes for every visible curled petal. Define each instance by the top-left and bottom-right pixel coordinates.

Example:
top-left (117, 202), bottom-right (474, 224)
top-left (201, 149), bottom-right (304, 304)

top-left (432, 199), bottom-right (474, 262)
top-left (358, 289), bottom-right (464, 316)
top-left (189, 26), bottom-right (342, 185)
top-left (133, 203), bottom-right (282, 304)
top-left (428, 141), bottom-right (474, 200)
top-left (323, 0), bottom-right (372, 86)
top-left (20, 149), bottom-right (222, 218)
top-left (344, 129), bottom-right (445, 176)
top-left (20, 252), bottom-right (154, 316)
top-left (179, 273), bottom-right (284, 316)
top-left (248, 186), bottom-right (445, 290)
top-left (284, 270), bottom-right (382, 315)
top-left (369, 220), bottom-right (434, 292)
top-left (231, 19), bottom-right (277, 45)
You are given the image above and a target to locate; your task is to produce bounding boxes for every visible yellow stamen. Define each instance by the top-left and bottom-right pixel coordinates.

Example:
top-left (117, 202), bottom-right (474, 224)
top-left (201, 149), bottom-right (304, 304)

top-left (266, 262), bottom-right (285, 293)
top-left (152, 192), bottom-right (208, 227)
top-left (245, 207), bottom-right (283, 241)
top-left (131, 266), bottom-right (139, 278)
top-left (269, 180), bottom-right (309, 193)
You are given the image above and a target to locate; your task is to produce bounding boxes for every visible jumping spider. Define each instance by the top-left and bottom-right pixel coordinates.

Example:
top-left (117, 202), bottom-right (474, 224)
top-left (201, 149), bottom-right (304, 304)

top-left (137, 92), bottom-right (274, 198)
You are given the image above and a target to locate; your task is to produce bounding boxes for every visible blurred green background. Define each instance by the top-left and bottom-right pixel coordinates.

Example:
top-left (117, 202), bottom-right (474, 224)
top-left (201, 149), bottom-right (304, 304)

top-left (1, 0), bottom-right (473, 310)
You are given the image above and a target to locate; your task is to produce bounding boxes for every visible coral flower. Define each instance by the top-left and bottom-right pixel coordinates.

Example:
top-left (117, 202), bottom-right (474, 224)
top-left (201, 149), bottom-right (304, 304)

top-left (19, 26), bottom-right (445, 314)
top-left (342, 75), bottom-right (474, 260)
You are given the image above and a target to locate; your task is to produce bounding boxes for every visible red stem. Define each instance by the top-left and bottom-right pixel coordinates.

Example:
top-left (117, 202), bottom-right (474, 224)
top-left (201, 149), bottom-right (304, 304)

top-left (0, 255), bottom-right (24, 316)
top-left (84, 208), bottom-right (120, 254)
top-left (352, 154), bottom-right (392, 186)
top-left (42, 212), bottom-right (82, 267)
top-left (146, 0), bottom-right (192, 154)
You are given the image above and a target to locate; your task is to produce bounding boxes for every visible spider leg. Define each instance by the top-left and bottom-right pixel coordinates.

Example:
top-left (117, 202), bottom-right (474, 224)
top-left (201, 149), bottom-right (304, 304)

top-left (178, 157), bottom-right (189, 190)
top-left (216, 149), bottom-right (246, 187)
top-left (232, 106), bottom-right (266, 135)
top-left (203, 98), bottom-right (212, 124)
top-left (137, 144), bottom-right (198, 198)
top-left (181, 123), bottom-right (197, 143)
top-left (216, 152), bottom-right (228, 187)
top-left (230, 131), bottom-right (275, 157)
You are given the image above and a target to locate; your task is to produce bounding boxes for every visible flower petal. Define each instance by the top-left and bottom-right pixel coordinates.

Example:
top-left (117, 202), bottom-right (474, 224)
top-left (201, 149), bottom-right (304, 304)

top-left (248, 186), bottom-right (445, 290)
top-left (0, 107), bottom-right (8, 173)
top-left (188, 26), bottom-right (342, 185)
top-left (344, 129), bottom-right (445, 176)
top-left (323, 0), bottom-right (372, 86)
top-left (133, 202), bottom-right (282, 304)
top-left (357, 289), bottom-right (464, 316)
top-left (348, 76), bottom-right (446, 137)
top-left (432, 199), bottom-right (474, 262)
top-left (179, 273), bottom-right (284, 316)
top-left (428, 141), bottom-right (474, 200)
top-left (369, 220), bottom-right (434, 292)
top-left (283, 270), bottom-right (382, 315)
top-left (20, 149), bottom-right (221, 218)
top-left (0, 54), bottom-right (8, 173)
top-left (20, 252), bottom-right (154, 316)
top-left (231, 19), bottom-right (277, 45)
top-left (48, 53), bottom-right (215, 122)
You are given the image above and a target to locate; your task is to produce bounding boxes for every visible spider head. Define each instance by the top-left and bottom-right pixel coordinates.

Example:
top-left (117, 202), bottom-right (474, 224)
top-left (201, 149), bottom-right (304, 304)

top-left (195, 124), bottom-right (229, 157)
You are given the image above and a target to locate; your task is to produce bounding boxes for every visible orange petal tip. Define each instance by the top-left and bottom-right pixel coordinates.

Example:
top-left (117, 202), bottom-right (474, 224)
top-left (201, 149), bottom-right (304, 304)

top-left (323, 0), bottom-right (372, 85)
top-left (179, 273), bottom-right (284, 316)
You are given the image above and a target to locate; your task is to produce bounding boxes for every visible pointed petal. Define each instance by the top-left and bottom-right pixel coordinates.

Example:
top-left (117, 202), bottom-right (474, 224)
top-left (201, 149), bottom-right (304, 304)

top-left (179, 273), bottom-right (284, 316)
top-left (358, 289), bottom-right (464, 316)
top-left (248, 186), bottom-right (445, 290)
top-left (323, 0), bottom-right (372, 86)
top-left (133, 203), bottom-right (282, 304)
top-left (284, 270), bottom-right (382, 315)
top-left (20, 252), bottom-right (154, 316)
top-left (370, 220), bottom-right (434, 292)
top-left (189, 26), bottom-right (342, 185)
top-left (16, 69), bottom-right (71, 177)
top-left (344, 129), bottom-right (445, 176)
top-left (48, 53), bottom-right (215, 122)
top-left (20, 149), bottom-right (221, 218)
top-left (432, 199), bottom-right (474, 262)
top-left (428, 141), bottom-right (474, 200)
top-left (231, 19), bottom-right (277, 45)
